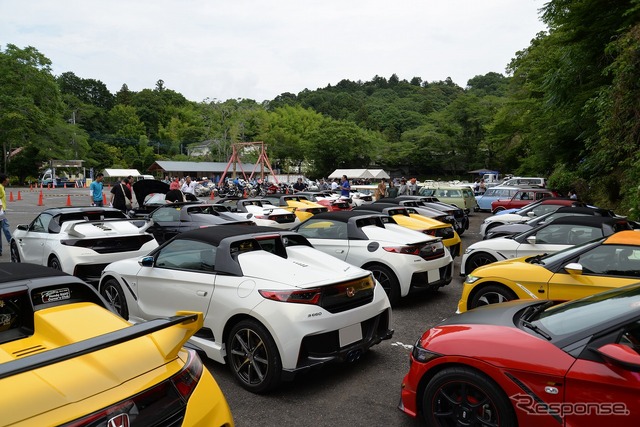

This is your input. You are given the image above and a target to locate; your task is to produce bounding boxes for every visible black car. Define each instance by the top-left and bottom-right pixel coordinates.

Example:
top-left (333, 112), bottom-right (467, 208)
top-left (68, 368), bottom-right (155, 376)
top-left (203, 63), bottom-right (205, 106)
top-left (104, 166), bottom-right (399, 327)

top-left (130, 179), bottom-right (200, 217)
top-left (147, 203), bottom-right (255, 244)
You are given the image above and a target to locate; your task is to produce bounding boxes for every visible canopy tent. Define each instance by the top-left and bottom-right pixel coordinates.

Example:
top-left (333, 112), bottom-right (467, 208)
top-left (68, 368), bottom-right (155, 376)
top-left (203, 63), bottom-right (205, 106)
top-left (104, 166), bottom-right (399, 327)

top-left (468, 169), bottom-right (499, 175)
top-left (328, 169), bottom-right (388, 179)
top-left (103, 169), bottom-right (142, 178)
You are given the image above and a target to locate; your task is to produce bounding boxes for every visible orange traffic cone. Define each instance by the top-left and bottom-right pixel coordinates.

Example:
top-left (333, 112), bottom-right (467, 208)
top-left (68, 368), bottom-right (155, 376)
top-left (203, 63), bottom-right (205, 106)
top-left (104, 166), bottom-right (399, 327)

top-left (210, 191), bottom-right (215, 200)
top-left (9, 192), bottom-right (14, 202)
top-left (17, 191), bottom-right (22, 201)
top-left (38, 191), bottom-right (44, 206)
top-left (103, 193), bottom-right (107, 205)
top-left (66, 195), bottom-right (72, 206)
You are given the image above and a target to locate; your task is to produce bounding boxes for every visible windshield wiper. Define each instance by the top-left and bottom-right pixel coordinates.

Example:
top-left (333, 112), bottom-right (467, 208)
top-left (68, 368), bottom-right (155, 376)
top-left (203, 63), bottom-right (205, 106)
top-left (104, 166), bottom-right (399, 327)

top-left (521, 320), bottom-right (552, 340)
top-left (528, 253), bottom-right (549, 264)
top-left (523, 300), bottom-right (554, 321)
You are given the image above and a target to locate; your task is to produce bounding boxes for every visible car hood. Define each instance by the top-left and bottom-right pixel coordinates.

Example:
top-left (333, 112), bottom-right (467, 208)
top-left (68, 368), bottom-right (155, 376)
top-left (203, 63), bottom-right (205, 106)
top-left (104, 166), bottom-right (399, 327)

top-left (0, 304), bottom-right (199, 426)
top-left (62, 218), bottom-right (152, 237)
top-left (467, 236), bottom-right (520, 253)
top-left (133, 179), bottom-right (169, 203)
top-left (469, 255), bottom-right (554, 280)
top-left (486, 213), bottom-right (526, 223)
top-left (238, 246), bottom-right (369, 287)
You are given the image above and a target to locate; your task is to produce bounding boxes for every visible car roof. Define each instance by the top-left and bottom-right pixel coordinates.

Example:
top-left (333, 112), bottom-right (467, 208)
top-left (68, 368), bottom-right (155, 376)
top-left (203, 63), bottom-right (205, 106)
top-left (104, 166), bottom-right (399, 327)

top-left (309, 211), bottom-right (387, 222)
top-left (0, 263), bottom-right (69, 284)
top-left (554, 206), bottom-right (612, 215)
top-left (548, 215), bottom-right (626, 226)
top-left (604, 230), bottom-right (640, 245)
top-left (175, 225), bottom-right (285, 245)
top-left (353, 203), bottom-right (404, 213)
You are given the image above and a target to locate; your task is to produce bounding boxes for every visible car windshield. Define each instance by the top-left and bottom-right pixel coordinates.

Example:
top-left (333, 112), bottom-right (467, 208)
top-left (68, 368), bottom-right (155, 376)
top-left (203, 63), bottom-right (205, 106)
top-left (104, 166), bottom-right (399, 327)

top-left (535, 284), bottom-right (640, 336)
top-left (528, 238), bottom-right (604, 265)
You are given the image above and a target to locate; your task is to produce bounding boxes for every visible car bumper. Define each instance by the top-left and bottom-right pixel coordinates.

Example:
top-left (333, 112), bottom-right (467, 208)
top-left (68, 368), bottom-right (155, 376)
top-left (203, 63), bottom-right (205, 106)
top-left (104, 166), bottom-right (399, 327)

top-left (409, 260), bottom-right (453, 291)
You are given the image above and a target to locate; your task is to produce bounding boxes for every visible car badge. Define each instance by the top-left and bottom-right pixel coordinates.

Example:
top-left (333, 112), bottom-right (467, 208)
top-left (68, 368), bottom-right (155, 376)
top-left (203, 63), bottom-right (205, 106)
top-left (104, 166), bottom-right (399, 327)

top-left (346, 287), bottom-right (356, 298)
top-left (107, 414), bottom-right (130, 427)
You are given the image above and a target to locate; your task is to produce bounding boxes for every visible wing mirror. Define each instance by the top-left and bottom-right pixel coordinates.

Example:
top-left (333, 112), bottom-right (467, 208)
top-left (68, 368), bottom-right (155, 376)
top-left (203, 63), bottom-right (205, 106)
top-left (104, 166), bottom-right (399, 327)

top-left (596, 343), bottom-right (640, 371)
top-left (526, 235), bottom-right (537, 245)
top-left (564, 262), bottom-right (583, 275)
top-left (139, 256), bottom-right (154, 267)
top-left (17, 224), bottom-right (28, 231)
top-left (527, 212), bottom-right (536, 218)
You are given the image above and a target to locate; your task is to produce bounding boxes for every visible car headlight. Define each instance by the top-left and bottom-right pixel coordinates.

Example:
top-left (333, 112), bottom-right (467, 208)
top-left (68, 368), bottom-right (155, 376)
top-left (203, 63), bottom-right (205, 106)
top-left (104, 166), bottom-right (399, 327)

top-left (412, 338), bottom-right (442, 363)
top-left (464, 247), bottom-right (475, 255)
top-left (465, 274), bottom-right (481, 284)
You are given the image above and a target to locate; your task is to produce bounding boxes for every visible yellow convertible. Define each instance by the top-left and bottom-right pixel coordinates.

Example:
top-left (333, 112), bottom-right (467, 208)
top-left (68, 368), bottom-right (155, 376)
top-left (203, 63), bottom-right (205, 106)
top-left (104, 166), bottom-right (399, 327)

top-left (458, 230), bottom-right (640, 313)
top-left (0, 263), bottom-right (233, 427)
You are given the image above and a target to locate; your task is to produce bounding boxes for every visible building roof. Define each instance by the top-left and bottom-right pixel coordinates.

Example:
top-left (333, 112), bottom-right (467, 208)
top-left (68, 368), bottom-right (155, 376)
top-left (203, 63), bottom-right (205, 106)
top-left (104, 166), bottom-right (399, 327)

top-left (149, 161), bottom-right (262, 174)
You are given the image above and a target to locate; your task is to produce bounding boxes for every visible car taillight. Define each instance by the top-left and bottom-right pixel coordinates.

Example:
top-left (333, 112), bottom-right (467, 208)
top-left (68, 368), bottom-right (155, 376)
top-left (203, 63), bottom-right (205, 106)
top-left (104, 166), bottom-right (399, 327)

top-left (171, 349), bottom-right (203, 399)
top-left (383, 245), bottom-right (421, 255)
top-left (423, 229), bottom-right (437, 236)
top-left (259, 289), bottom-right (322, 304)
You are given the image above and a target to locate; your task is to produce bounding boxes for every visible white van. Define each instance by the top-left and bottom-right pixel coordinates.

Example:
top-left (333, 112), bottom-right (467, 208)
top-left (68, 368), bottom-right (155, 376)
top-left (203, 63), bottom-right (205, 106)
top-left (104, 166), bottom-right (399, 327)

top-left (502, 177), bottom-right (547, 188)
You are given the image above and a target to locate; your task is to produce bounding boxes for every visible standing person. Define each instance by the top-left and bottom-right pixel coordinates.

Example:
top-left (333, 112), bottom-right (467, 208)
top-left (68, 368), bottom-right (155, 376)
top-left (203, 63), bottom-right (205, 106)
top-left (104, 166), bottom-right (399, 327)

top-left (292, 177), bottom-right (307, 193)
top-left (110, 178), bottom-right (132, 213)
top-left (397, 178), bottom-right (409, 196)
top-left (89, 173), bottom-right (104, 206)
top-left (387, 179), bottom-right (398, 198)
top-left (374, 178), bottom-right (387, 200)
top-left (330, 178), bottom-right (339, 191)
top-left (165, 180), bottom-right (186, 203)
top-left (408, 178), bottom-right (418, 195)
top-left (569, 189), bottom-right (578, 200)
top-left (181, 176), bottom-right (198, 195)
top-left (478, 179), bottom-right (487, 195)
top-left (340, 175), bottom-right (351, 199)
top-left (0, 174), bottom-right (11, 257)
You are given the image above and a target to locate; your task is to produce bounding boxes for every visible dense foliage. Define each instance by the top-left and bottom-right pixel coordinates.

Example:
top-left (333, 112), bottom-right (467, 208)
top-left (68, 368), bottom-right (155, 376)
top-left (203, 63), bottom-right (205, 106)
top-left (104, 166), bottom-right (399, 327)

top-left (2, 0), bottom-right (640, 216)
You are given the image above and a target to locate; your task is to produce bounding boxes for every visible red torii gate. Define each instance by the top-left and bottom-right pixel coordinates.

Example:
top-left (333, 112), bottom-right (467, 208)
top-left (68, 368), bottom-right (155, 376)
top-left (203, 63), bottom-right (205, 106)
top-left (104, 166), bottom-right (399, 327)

top-left (218, 141), bottom-right (279, 185)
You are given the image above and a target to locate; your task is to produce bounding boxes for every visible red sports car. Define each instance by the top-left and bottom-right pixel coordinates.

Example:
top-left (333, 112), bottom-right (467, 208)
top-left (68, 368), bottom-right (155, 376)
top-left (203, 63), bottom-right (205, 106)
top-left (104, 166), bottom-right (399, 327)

top-left (399, 283), bottom-right (640, 426)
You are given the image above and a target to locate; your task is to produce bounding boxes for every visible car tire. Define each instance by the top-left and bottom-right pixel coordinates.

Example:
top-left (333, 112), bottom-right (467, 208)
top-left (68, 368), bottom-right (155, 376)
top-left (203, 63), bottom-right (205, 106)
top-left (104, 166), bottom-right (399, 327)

top-left (368, 264), bottom-right (401, 305)
top-left (492, 207), bottom-right (505, 214)
top-left (227, 319), bottom-right (282, 394)
top-left (10, 241), bottom-right (20, 263)
top-left (465, 252), bottom-right (497, 273)
top-left (48, 255), bottom-right (62, 271)
top-left (469, 284), bottom-right (518, 309)
top-left (100, 278), bottom-right (130, 319)
top-left (421, 366), bottom-right (516, 426)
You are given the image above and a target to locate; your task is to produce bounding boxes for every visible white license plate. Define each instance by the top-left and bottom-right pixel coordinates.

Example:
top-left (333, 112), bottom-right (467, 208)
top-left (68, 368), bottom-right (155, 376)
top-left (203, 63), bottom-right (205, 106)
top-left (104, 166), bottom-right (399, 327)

top-left (339, 323), bottom-right (363, 347)
top-left (428, 268), bottom-right (440, 283)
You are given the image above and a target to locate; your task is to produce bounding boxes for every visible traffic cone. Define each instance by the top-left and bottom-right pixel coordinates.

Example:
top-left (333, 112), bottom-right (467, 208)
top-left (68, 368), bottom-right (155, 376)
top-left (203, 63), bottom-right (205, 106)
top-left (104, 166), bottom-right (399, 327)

top-left (103, 193), bottom-right (107, 205)
top-left (38, 191), bottom-right (44, 206)
top-left (17, 191), bottom-right (22, 201)
top-left (66, 195), bottom-right (72, 206)
top-left (209, 191), bottom-right (215, 200)
top-left (9, 192), bottom-right (14, 202)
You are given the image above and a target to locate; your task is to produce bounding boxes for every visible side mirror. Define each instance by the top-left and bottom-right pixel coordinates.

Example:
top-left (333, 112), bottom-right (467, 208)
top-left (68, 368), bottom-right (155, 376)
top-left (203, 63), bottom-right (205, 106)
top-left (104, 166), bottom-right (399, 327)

top-left (564, 262), bottom-right (583, 275)
top-left (526, 235), bottom-right (537, 245)
top-left (596, 343), bottom-right (640, 371)
top-left (17, 224), bottom-right (28, 231)
top-left (139, 256), bottom-right (154, 267)
top-left (527, 212), bottom-right (536, 218)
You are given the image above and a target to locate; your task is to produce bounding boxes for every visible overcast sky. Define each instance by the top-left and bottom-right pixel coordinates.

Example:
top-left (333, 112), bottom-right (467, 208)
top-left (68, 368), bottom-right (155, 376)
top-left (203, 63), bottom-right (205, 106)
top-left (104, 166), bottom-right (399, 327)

top-left (1, 0), bottom-right (547, 103)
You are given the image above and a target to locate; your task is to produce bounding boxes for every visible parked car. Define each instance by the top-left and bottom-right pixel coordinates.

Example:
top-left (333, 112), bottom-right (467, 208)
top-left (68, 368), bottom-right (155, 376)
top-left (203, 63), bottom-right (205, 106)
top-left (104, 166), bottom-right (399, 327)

top-left (458, 229), bottom-right (640, 312)
top-left (375, 197), bottom-right (458, 232)
top-left (474, 185), bottom-right (521, 212)
top-left (397, 195), bottom-right (470, 235)
top-left (216, 197), bottom-right (300, 229)
top-left (461, 215), bottom-right (633, 276)
top-left (293, 211), bottom-right (453, 304)
top-left (130, 179), bottom-right (200, 217)
top-left (484, 206), bottom-right (617, 239)
top-left (10, 206), bottom-right (159, 283)
top-left (501, 176), bottom-right (547, 187)
top-left (353, 203), bottom-right (462, 257)
top-left (261, 194), bottom-right (329, 221)
top-left (417, 185), bottom-right (477, 213)
top-left (147, 202), bottom-right (255, 244)
top-left (98, 225), bottom-right (393, 393)
top-left (0, 263), bottom-right (233, 426)
top-left (490, 188), bottom-right (561, 213)
top-left (480, 198), bottom-right (588, 237)
top-left (400, 282), bottom-right (640, 426)
top-left (295, 191), bottom-right (352, 211)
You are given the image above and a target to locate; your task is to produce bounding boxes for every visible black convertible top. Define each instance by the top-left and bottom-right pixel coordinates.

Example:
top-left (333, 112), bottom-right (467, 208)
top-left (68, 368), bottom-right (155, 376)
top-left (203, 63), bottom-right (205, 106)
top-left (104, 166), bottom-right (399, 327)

top-left (309, 211), bottom-right (388, 223)
top-left (175, 225), bottom-right (287, 245)
top-left (0, 263), bottom-right (68, 284)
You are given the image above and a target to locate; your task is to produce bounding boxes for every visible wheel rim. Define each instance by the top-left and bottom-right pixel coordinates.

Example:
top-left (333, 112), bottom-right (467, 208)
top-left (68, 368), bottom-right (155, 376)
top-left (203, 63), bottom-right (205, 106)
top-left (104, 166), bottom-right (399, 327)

top-left (230, 327), bottom-right (270, 387)
top-left (49, 257), bottom-right (61, 270)
top-left (371, 268), bottom-right (393, 295)
top-left (10, 243), bottom-right (19, 262)
top-left (431, 380), bottom-right (501, 426)
top-left (476, 291), bottom-right (511, 307)
top-left (103, 284), bottom-right (124, 315)
top-left (468, 254), bottom-right (494, 271)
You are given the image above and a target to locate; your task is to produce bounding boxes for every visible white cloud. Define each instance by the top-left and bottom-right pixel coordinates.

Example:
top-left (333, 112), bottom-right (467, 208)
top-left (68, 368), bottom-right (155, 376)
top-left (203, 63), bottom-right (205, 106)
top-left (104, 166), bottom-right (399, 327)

top-left (0, 0), bottom-right (547, 102)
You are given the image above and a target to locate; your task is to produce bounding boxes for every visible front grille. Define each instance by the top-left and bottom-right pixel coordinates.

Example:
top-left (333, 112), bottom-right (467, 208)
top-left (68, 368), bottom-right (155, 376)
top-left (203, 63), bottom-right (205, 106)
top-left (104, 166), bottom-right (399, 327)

top-left (318, 277), bottom-right (375, 314)
top-left (62, 235), bottom-right (155, 254)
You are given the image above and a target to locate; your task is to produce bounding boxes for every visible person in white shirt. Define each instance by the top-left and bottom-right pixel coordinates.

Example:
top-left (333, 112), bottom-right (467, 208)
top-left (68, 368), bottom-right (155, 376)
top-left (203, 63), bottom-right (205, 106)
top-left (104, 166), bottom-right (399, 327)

top-left (181, 176), bottom-right (198, 195)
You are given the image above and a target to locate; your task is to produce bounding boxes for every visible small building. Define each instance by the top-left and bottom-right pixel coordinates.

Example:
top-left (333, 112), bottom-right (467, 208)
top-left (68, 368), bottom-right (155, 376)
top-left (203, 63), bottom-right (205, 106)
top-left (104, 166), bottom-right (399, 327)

top-left (147, 161), bottom-right (268, 182)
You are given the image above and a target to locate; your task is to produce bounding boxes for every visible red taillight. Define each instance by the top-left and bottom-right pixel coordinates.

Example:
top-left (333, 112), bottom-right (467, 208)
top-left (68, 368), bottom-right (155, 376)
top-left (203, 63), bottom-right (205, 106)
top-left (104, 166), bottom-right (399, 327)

top-left (259, 289), bottom-right (322, 304)
top-left (172, 349), bottom-right (203, 399)
top-left (383, 245), bottom-right (421, 255)
top-left (423, 229), bottom-right (437, 236)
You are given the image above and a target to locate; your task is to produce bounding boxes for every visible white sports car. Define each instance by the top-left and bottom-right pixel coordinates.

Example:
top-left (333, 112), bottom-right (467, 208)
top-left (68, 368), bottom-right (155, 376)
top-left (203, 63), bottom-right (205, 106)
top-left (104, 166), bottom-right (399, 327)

top-left (293, 211), bottom-right (453, 305)
top-left (230, 198), bottom-right (301, 229)
top-left (10, 206), bottom-right (158, 283)
top-left (98, 225), bottom-right (393, 393)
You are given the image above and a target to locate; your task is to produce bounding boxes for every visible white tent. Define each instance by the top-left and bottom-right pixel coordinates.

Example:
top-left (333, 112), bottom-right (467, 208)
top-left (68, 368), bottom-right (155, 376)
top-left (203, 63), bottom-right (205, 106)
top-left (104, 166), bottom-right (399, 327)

top-left (103, 169), bottom-right (141, 178)
top-left (328, 168), bottom-right (388, 179)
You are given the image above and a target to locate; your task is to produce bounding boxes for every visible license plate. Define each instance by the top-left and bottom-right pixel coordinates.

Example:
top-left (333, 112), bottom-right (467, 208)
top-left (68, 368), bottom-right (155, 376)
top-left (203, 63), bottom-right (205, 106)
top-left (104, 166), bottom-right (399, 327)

top-left (428, 268), bottom-right (440, 283)
top-left (339, 323), bottom-right (363, 347)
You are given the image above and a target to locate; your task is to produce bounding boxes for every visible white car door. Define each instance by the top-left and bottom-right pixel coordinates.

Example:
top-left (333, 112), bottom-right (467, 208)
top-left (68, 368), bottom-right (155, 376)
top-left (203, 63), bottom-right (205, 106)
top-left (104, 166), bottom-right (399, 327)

top-left (296, 219), bottom-right (349, 261)
top-left (17, 213), bottom-right (53, 264)
top-left (515, 223), bottom-right (602, 258)
top-left (135, 239), bottom-right (215, 319)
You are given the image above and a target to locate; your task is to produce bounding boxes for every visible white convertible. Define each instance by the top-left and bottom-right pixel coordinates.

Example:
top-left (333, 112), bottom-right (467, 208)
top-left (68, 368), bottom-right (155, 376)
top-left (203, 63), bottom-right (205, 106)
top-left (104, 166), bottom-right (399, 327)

top-left (293, 211), bottom-right (453, 305)
top-left (10, 206), bottom-right (158, 283)
top-left (98, 225), bottom-right (393, 393)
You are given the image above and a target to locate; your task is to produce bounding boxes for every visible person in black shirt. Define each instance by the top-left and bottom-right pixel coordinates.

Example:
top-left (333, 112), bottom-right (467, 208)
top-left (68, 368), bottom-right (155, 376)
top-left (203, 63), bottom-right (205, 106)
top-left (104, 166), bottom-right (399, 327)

top-left (292, 178), bottom-right (307, 193)
top-left (110, 178), bottom-right (132, 213)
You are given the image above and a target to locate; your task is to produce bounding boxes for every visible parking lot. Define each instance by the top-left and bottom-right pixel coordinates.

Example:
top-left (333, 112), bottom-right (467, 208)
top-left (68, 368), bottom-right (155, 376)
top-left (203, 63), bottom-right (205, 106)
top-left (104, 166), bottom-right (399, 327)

top-left (1, 185), bottom-right (488, 426)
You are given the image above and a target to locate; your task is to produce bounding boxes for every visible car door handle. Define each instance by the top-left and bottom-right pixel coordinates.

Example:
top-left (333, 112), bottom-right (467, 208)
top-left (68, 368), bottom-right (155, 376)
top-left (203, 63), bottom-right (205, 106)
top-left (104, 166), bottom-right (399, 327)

top-left (196, 290), bottom-right (208, 297)
top-left (335, 250), bottom-right (344, 253)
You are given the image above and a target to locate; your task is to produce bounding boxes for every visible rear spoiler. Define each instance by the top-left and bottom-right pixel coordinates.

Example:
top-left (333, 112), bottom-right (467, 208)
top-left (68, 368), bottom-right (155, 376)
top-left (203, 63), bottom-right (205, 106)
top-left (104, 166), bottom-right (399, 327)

top-left (66, 218), bottom-right (153, 238)
top-left (0, 312), bottom-right (202, 380)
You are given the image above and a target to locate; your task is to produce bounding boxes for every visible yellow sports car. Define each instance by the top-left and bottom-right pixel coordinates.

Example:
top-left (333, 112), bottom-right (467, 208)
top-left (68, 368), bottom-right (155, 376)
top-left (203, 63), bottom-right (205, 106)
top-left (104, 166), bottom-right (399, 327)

top-left (0, 263), bottom-right (234, 427)
top-left (354, 203), bottom-right (462, 257)
top-left (458, 230), bottom-right (640, 313)
top-left (263, 194), bottom-right (329, 221)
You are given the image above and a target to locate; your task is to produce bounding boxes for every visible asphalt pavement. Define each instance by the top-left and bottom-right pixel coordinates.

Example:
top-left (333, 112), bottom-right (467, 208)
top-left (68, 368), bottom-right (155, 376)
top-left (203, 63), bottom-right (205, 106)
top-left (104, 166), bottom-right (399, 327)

top-left (1, 186), bottom-right (490, 426)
